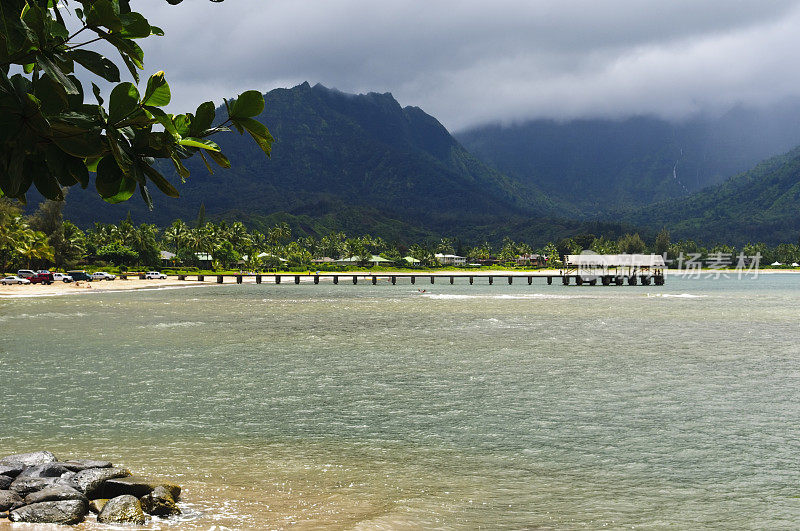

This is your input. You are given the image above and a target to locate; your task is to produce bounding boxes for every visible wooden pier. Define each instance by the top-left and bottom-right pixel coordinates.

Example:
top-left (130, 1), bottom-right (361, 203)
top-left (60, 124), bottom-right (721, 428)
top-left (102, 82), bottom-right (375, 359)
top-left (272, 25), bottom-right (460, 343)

top-left (155, 272), bottom-right (665, 286)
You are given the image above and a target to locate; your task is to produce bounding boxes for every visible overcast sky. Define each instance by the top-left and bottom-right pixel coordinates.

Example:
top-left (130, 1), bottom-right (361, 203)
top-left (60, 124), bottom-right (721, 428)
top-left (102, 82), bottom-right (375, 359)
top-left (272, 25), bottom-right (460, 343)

top-left (128, 0), bottom-right (800, 131)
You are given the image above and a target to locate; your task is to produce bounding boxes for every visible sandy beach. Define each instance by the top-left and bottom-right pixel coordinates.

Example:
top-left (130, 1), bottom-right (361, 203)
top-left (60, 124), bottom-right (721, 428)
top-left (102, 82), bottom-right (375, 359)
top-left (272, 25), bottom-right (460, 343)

top-left (0, 277), bottom-right (207, 298)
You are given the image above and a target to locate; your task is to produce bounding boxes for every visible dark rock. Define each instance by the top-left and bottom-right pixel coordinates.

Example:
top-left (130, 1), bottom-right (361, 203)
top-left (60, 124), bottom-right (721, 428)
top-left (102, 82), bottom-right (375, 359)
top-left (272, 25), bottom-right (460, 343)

top-left (97, 495), bottom-right (146, 524)
top-left (9, 499), bottom-right (88, 525)
top-left (24, 485), bottom-right (87, 505)
top-left (98, 476), bottom-right (180, 500)
top-left (70, 467), bottom-right (130, 498)
top-left (88, 498), bottom-right (108, 514)
top-left (0, 451), bottom-right (57, 467)
top-left (140, 485), bottom-right (181, 516)
top-left (0, 490), bottom-right (24, 511)
top-left (18, 462), bottom-right (69, 478)
top-left (0, 475), bottom-right (12, 490)
top-left (61, 459), bottom-right (113, 472)
top-left (0, 463), bottom-right (25, 478)
top-left (9, 476), bottom-right (61, 497)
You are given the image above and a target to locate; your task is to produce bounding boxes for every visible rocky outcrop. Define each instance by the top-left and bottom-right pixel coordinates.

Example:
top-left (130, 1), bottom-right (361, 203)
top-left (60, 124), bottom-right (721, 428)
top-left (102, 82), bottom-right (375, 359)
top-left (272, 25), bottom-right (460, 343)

top-left (140, 485), bottom-right (181, 516)
top-left (88, 498), bottom-right (109, 514)
top-left (18, 462), bottom-right (70, 478)
top-left (98, 476), bottom-right (180, 499)
top-left (70, 467), bottom-right (131, 498)
top-left (62, 459), bottom-right (113, 472)
top-left (0, 464), bottom-right (25, 477)
top-left (9, 476), bottom-right (63, 497)
top-left (0, 490), bottom-right (24, 512)
top-left (97, 495), bottom-right (146, 524)
top-left (9, 499), bottom-right (88, 525)
top-left (0, 451), bottom-right (183, 526)
top-left (0, 451), bottom-right (57, 467)
top-left (24, 485), bottom-right (87, 505)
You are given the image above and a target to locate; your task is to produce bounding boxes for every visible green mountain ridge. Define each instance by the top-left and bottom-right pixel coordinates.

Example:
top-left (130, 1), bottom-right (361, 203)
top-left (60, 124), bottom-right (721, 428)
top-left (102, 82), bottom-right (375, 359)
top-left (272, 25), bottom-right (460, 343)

top-left (55, 82), bottom-right (570, 241)
top-left (621, 146), bottom-right (800, 245)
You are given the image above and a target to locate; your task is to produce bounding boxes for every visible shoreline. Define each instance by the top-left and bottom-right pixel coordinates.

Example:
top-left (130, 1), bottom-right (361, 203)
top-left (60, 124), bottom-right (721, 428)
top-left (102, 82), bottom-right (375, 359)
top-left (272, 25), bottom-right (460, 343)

top-left (0, 268), bottom-right (796, 299)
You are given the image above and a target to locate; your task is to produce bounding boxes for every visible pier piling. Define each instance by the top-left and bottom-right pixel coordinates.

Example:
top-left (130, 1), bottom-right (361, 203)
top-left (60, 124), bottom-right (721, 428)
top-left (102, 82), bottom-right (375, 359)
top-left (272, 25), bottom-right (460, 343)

top-left (217, 275), bottom-right (223, 284)
top-left (295, 276), bottom-right (301, 284)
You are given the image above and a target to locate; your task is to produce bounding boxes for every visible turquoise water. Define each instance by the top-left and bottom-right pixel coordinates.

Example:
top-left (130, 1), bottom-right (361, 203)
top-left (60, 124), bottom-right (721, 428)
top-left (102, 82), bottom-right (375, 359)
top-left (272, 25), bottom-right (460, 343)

top-left (2, 275), bottom-right (800, 528)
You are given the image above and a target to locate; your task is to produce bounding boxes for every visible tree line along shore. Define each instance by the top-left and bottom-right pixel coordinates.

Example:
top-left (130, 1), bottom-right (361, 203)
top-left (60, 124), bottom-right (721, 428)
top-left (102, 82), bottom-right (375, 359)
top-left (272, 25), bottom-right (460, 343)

top-left (3, 199), bottom-right (800, 276)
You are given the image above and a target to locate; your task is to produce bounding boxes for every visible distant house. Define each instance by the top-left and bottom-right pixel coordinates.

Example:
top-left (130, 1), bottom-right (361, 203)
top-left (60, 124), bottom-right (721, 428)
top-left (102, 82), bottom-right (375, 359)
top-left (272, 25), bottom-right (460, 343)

top-left (195, 253), bottom-right (213, 269)
top-left (403, 256), bottom-right (421, 266)
top-left (515, 253), bottom-right (545, 266)
top-left (435, 253), bottom-right (466, 266)
top-left (238, 252), bottom-right (287, 266)
top-left (311, 257), bottom-right (336, 265)
top-left (335, 255), bottom-right (393, 267)
top-left (160, 250), bottom-right (176, 266)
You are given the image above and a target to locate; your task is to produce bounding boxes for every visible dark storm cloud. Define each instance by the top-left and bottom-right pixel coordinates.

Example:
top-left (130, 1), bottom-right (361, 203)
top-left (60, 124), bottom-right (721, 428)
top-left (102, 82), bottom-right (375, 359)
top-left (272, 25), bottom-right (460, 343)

top-left (132, 0), bottom-right (800, 130)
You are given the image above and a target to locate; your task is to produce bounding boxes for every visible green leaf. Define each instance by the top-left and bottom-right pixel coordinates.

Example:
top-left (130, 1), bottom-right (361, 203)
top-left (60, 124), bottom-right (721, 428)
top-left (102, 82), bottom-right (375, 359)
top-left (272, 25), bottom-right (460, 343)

top-left (91, 82), bottom-right (104, 105)
top-left (235, 117), bottom-right (274, 156)
top-left (206, 150), bottom-right (231, 169)
top-left (144, 105), bottom-right (179, 138)
top-left (119, 53), bottom-right (139, 83)
top-left (86, 0), bottom-right (123, 32)
top-left (179, 137), bottom-right (221, 151)
top-left (45, 143), bottom-right (89, 188)
top-left (170, 153), bottom-right (190, 181)
top-left (53, 130), bottom-right (106, 158)
top-left (119, 12), bottom-right (151, 39)
top-left (70, 49), bottom-right (120, 82)
top-left (33, 172), bottom-right (64, 201)
top-left (150, 25), bottom-right (165, 36)
top-left (199, 150), bottom-right (214, 175)
top-left (96, 156), bottom-right (136, 203)
top-left (108, 82), bottom-right (140, 123)
top-left (37, 54), bottom-right (79, 95)
top-left (142, 71), bottom-right (170, 107)
top-left (139, 183), bottom-right (154, 210)
top-left (231, 90), bottom-right (264, 118)
top-left (192, 101), bottom-right (215, 134)
top-left (142, 164), bottom-right (179, 198)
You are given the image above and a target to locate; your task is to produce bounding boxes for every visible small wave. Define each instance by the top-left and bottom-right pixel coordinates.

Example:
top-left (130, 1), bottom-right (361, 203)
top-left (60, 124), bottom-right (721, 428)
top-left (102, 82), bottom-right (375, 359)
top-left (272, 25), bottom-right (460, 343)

top-left (145, 321), bottom-right (204, 329)
top-left (646, 293), bottom-right (703, 299)
top-left (422, 293), bottom-right (596, 300)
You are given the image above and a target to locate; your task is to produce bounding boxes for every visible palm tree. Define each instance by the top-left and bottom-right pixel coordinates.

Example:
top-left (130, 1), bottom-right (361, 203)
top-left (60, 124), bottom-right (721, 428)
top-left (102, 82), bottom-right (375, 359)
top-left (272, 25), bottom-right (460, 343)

top-left (16, 230), bottom-right (54, 269)
top-left (163, 219), bottom-right (189, 253)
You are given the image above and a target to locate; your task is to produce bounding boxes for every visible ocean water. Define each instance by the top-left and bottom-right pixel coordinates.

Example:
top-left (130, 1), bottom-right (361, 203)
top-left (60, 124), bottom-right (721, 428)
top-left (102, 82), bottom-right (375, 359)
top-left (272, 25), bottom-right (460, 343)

top-left (2, 274), bottom-right (800, 529)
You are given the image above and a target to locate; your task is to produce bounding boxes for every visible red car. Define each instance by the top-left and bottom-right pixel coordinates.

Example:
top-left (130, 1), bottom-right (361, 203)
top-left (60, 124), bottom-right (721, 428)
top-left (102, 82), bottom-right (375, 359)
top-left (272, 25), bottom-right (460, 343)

top-left (29, 272), bottom-right (54, 285)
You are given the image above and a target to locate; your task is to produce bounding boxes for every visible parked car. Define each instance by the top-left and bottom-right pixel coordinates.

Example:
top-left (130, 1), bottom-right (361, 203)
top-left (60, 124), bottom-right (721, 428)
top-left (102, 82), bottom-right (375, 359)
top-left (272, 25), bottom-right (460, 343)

top-left (52, 272), bottom-right (74, 283)
top-left (36, 269), bottom-right (51, 274)
top-left (17, 269), bottom-right (35, 278)
top-left (91, 271), bottom-right (116, 281)
top-left (67, 270), bottom-right (92, 282)
top-left (29, 272), bottom-right (54, 285)
top-left (145, 271), bottom-right (168, 279)
top-left (2, 275), bottom-right (31, 285)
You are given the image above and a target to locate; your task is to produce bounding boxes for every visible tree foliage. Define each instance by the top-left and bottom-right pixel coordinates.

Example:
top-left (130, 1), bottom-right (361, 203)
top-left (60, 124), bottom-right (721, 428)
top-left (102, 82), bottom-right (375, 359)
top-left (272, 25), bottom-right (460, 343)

top-left (0, 0), bottom-right (272, 208)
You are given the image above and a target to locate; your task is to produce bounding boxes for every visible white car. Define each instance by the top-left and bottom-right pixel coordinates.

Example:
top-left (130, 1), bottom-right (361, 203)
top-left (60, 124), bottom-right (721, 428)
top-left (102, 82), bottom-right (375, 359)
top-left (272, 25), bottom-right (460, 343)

top-left (2, 276), bottom-right (31, 285)
top-left (145, 271), bottom-right (168, 280)
top-left (91, 271), bottom-right (116, 281)
top-left (52, 272), bottom-right (74, 283)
